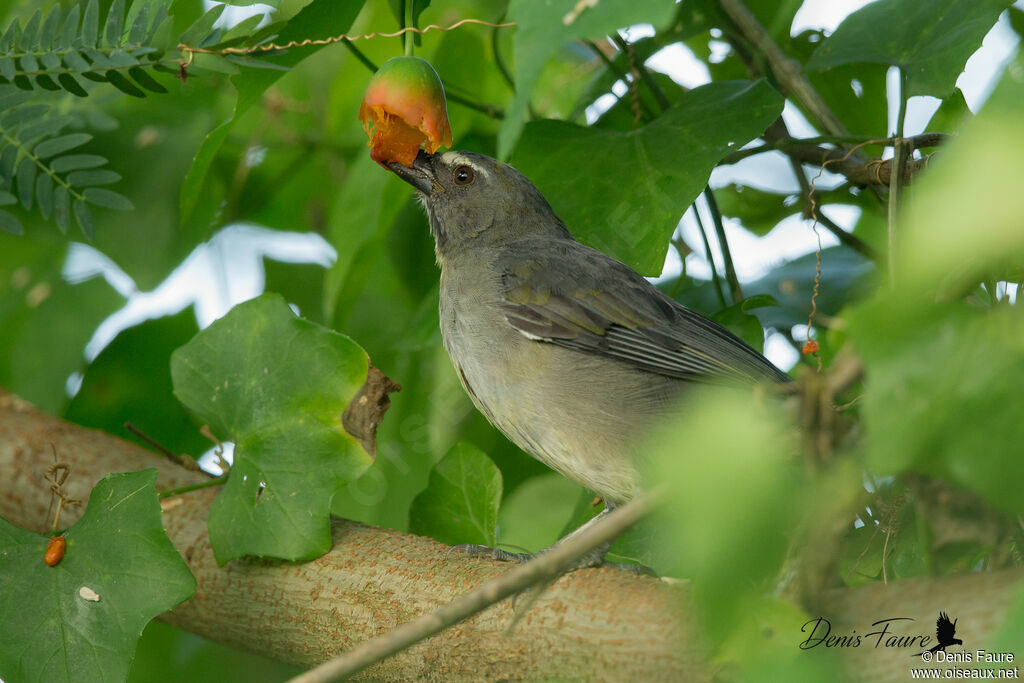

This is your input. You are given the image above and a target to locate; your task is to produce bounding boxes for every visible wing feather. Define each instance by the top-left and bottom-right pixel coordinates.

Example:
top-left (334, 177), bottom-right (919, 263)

top-left (498, 239), bottom-right (789, 385)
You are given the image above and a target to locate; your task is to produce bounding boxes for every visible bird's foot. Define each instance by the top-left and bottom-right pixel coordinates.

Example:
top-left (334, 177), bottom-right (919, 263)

top-left (447, 544), bottom-right (536, 564)
top-left (447, 541), bottom-right (653, 574)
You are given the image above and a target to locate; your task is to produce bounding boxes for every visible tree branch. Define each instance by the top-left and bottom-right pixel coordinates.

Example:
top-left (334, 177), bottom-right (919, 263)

top-left (721, 133), bottom-right (941, 188)
top-left (717, 0), bottom-right (850, 139)
top-left (0, 389), bottom-right (705, 681)
top-left (2, 387), bottom-right (1022, 682)
top-left (293, 491), bottom-right (664, 682)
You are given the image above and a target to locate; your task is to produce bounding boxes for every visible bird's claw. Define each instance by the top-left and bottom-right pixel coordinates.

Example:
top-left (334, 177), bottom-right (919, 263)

top-left (446, 544), bottom-right (536, 563)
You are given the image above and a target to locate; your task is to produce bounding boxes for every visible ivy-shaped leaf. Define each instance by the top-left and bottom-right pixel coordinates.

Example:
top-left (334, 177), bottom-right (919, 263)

top-left (170, 294), bottom-right (374, 564)
top-left (409, 443), bottom-right (503, 547)
top-left (511, 80), bottom-right (785, 275)
top-left (500, 0), bottom-right (677, 158)
top-left (0, 470), bottom-right (196, 683)
top-left (807, 0), bottom-right (1014, 97)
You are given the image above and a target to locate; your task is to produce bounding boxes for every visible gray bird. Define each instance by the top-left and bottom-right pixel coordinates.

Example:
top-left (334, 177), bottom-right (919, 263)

top-left (386, 150), bottom-right (790, 563)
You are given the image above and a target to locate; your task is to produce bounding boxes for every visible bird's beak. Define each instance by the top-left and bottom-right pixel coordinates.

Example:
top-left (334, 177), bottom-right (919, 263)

top-left (385, 149), bottom-right (439, 195)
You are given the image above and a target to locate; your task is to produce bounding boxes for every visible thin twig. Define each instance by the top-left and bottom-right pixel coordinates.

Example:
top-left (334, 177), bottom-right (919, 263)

top-left (491, 17), bottom-right (516, 93)
top-left (786, 153), bottom-right (878, 260)
top-left (717, 0), bottom-right (850, 140)
top-left (178, 19), bottom-right (515, 61)
top-left (124, 422), bottom-right (205, 473)
top-left (611, 33), bottom-right (671, 112)
top-left (722, 132), bottom-right (948, 164)
top-left (816, 210), bottom-right (878, 261)
top-left (584, 40), bottom-right (656, 122)
top-left (887, 68), bottom-right (910, 285)
top-left (158, 474), bottom-right (229, 499)
top-left (804, 218), bottom-right (824, 372)
top-left (703, 186), bottom-right (742, 303)
top-left (693, 203), bottom-right (728, 309)
top-left (289, 488), bottom-right (665, 683)
top-left (44, 446), bottom-right (81, 533)
top-left (339, 39), bottom-right (505, 120)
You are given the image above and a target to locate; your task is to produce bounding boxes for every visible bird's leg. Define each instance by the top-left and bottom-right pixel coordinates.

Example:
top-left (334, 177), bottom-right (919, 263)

top-left (449, 504), bottom-right (633, 570)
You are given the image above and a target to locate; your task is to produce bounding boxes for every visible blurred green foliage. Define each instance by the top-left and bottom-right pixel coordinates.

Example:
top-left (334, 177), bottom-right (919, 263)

top-left (0, 0), bottom-right (1021, 680)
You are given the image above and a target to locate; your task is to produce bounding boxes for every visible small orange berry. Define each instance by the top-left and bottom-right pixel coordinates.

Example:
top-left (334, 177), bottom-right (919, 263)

top-left (44, 536), bottom-right (66, 566)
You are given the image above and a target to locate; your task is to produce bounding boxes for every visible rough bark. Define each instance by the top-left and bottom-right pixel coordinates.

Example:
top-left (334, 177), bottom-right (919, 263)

top-left (0, 389), bottom-right (706, 681)
top-left (2, 388), bottom-right (1022, 681)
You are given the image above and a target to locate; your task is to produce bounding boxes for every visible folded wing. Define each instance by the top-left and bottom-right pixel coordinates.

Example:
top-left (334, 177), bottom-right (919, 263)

top-left (498, 240), bottom-right (790, 385)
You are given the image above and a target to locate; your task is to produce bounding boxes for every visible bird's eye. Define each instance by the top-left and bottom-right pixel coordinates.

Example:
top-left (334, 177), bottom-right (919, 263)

top-left (454, 165), bottom-right (475, 185)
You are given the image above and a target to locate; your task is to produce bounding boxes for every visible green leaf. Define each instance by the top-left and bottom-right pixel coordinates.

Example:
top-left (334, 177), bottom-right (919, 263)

top-left (19, 52), bottom-right (39, 75)
top-left (16, 157), bottom-right (35, 209)
top-left (66, 311), bottom-right (209, 463)
top-left (19, 8), bottom-right (41, 51)
top-left (106, 49), bottom-right (139, 68)
top-left (198, 27), bottom-right (225, 49)
top-left (83, 49), bottom-right (113, 68)
top-left (408, 443), bottom-right (502, 546)
top-left (651, 388), bottom-right (801, 632)
top-left (50, 154), bottom-right (106, 172)
top-left (497, 473), bottom-right (585, 552)
top-left (179, 0), bottom-right (365, 230)
top-left (0, 145), bottom-right (15, 183)
top-left (789, 31), bottom-right (890, 137)
top-left (0, 209), bottom-right (22, 234)
top-left (224, 55), bottom-right (291, 71)
top-left (37, 70), bottom-right (64, 90)
top-left (73, 196), bottom-right (93, 237)
top-left (83, 187), bottom-right (133, 210)
top-left (60, 4), bottom-right (80, 47)
top-left (0, 88), bottom-right (31, 111)
top-left (67, 168), bottom-right (120, 186)
top-left (105, 69), bottom-right (146, 97)
top-left (191, 53), bottom-right (239, 75)
top-left (35, 171), bottom-right (52, 218)
top-left (500, 0), bottom-right (677, 158)
top-left (105, 0), bottom-right (126, 46)
top-left (0, 18), bottom-right (19, 52)
top-left (0, 58), bottom-right (13, 81)
top-left (63, 50), bottom-right (92, 73)
top-left (3, 102), bottom-right (53, 129)
top-left (0, 190), bottom-right (15, 206)
top-left (714, 184), bottom-right (797, 237)
top-left (710, 294), bottom-right (780, 353)
top-left (807, 0), bottom-right (1014, 97)
top-left (53, 183), bottom-right (69, 233)
top-left (18, 115), bottom-right (72, 145)
top-left (40, 51), bottom-right (61, 71)
top-left (0, 244), bottom-right (122, 411)
top-left (128, 3), bottom-right (149, 44)
top-left (170, 294), bottom-right (373, 564)
top-left (34, 133), bottom-right (93, 158)
top-left (745, 246), bottom-right (873, 332)
top-left (222, 13), bottom-right (263, 42)
top-left (82, 0), bottom-right (99, 47)
top-left (847, 59), bottom-right (1024, 515)
top-left (40, 6), bottom-right (61, 50)
top-left (179, 4), bottom-right (225, 46)
top-left (512, 80), bottom-right (785, 274)
top-left (57, 72), bottom-right (89, 97)
top-left (127, 65), bottom-right (167, 93)
top-left (147, 4), bottom-right (169, 41)
top-left (0, 470), bottom-right (196, 683)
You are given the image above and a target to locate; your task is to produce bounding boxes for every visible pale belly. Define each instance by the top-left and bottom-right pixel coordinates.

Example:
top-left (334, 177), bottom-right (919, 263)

top-left (439, 293), bottom-right (681, 503)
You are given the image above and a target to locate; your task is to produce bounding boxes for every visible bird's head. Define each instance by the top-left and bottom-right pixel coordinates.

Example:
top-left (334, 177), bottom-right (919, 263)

top-left (385, 150), bottom-right (570, 258)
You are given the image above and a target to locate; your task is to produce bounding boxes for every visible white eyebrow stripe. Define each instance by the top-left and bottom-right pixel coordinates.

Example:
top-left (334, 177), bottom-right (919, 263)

top-left (442, 152), bottom-right (491, 180)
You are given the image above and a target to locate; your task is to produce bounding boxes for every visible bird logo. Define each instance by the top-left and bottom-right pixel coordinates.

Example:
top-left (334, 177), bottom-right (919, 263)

top-left (914, 612), bottom-right (963, 656)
